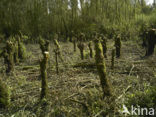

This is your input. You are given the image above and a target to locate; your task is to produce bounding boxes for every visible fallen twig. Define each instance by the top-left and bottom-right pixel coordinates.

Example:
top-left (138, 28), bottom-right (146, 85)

top-left (129, 64), bottom-right (134, 76)
top-left (64, 93), bottom-right (79, 100)
top-left (116, 85), bottom-right (131, 102)
top-left (94, 110), bottom-right (105, 117)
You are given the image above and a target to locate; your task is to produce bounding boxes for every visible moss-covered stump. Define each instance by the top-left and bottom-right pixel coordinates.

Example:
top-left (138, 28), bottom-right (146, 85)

top-left (39, 37), bottom-right (50, 55)
top-left (54, 50), bottom-right (59, 74)
top-left (111, 49), bottom-right (115, 69)
top-left (5, 41), bottom-right (14, 73)
top-left (79, 33), bottom-right (86, 42)
top-left (145, 28), bottom-right (156, 56)
top-left (0, 79), bottom-right (10, 108)
top-left (54, 39), bottom-right (65, 64)
top-left (8, 36), bottom-right (19, 64)
top-left (53, 37), bottom-right (60, 74)
top-left (94, 39), bottom-right (112, 97)
top-left (115, 34), bottom-right (121, 58)
top-left (101, 36), bottom-right (107, 58)
top-left (73, 37), bottom-right (77, 52)
top-left (13, 40), bottom-right (19, 64)
top-left (77, 42), bottom-right (85, 60)
top-left (54, 39), bottom-right (60, 50)
top-left (17, 36), bottom-right (26, 60)
top-left (40, 52), bottom-right (49, 100)
top-left (88, 41), bottom-right (93, 58)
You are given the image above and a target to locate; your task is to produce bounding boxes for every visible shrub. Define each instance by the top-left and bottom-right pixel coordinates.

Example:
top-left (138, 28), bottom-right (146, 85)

top-left (125, 86), bottom-right (156, 109)
top-left (0, 79), bottom-right (10, 108)
top-left (17, 36), bottom-right (27, 60)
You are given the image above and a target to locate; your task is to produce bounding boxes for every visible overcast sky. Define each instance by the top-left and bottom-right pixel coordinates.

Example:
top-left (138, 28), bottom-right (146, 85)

top-left (76, 0), bottom-right (154, 8)
top-left (146, 0), bottom-right (154, 5)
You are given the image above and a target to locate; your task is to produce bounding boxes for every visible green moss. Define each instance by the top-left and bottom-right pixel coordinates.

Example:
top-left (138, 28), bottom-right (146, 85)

top-left (40, 52), bottom-right (49, 100)
top-left (0, 79), bottom-right (10, 108)
top-left (94, 39), bottom-right (112, 97)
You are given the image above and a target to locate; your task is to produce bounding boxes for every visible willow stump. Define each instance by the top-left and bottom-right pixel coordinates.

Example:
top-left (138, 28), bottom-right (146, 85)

top-left (94, 39), bottom-right (112, 97)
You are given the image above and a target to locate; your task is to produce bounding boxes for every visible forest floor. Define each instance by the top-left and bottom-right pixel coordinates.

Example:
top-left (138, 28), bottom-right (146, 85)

top-left (0, 39), bottom-right (156, 117)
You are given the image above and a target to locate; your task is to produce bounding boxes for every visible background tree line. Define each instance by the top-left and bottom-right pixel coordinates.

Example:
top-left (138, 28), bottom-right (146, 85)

top-left (0, 0), bottom-right (156, 41)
